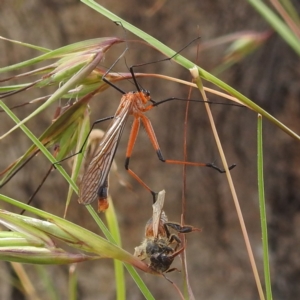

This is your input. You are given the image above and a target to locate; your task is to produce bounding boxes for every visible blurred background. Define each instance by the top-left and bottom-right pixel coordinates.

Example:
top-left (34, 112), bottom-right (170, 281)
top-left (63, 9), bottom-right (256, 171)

top-left (0, 0), bottom-right (299, 299)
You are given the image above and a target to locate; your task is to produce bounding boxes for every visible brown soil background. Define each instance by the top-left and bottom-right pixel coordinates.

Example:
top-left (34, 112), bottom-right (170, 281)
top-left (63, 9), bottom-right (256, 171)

top-left (0, 1), bottom-right (300, 299)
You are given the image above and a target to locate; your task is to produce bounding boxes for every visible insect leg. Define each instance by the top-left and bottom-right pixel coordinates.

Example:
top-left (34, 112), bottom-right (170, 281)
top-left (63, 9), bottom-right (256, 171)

top-left (124, 116), bottom-right (157, 202)
top-left (166, 222), bottom-right (200, 234)
top-left (140, 113), bottom-right (235, 173)
top-left (55, 115), bottom-right (114, 165)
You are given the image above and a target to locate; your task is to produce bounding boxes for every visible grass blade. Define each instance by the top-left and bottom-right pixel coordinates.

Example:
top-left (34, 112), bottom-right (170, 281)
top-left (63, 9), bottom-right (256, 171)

top-left (247, 0), bottom-right (300, 55)
top-left (105, 198), bottom-right (125, 300)
top-left (257, 114), bottom-right (273, 300)
top-left (82, 0), bottom-right (300, 140)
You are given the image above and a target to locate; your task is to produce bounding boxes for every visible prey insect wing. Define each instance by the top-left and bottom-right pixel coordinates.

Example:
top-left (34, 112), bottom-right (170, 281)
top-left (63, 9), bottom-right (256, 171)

top-left (152, 190), bottom-right (166, 238)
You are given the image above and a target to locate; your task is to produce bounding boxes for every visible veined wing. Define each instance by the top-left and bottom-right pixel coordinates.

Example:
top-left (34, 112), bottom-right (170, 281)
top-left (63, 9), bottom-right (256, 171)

top-left (78, 100), bottom-right (131, 205)
top-left (152, 190), bottom-right (166, 238)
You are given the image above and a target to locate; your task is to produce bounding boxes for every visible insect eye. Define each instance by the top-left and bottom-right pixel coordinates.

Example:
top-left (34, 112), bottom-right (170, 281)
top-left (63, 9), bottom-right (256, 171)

top-left (141, 89), bottom-right (150, 97)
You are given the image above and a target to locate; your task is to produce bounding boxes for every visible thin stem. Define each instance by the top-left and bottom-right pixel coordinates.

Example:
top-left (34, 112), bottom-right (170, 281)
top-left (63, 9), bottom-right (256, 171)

top-left (257, 114), bottom-right (273, 300)
top-left (190, 66), bottom-right (266, 300)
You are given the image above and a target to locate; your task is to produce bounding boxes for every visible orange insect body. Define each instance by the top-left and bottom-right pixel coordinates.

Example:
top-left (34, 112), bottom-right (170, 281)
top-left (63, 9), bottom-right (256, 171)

top-left (145, 212), bottom-right (169, 239)
top-left (78, 90), bottom-right (152, 211)
top-left (78, 84), bottom-right (235, 212)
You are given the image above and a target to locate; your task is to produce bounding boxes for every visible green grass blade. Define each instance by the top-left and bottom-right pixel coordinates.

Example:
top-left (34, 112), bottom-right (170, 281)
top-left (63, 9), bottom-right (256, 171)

top-left (0, 54), bottom-right (101, 139)
top-left (0, 98), bottom-right (153, 298)
top-left (247, 0), bottom-right (300, 55)
top-left (0, 193), bottom-right (154, 298)
top-left (82, 0), bottom-right (300, 141)
top-left (0, 36), bottom-right (51, 53)
top-left (0, 100), bottom-right (77, 193)
top-left (35, 265), bottom-right (60, 300)
top-left (127, 270), bottom-right (155, 300)
top-left (257, 115), bottom-right (273, 300)
top-left (0, 195), bottom-right (144, 267)
top-left (68, 265), bottom-right (78, 300)
top-left (0, 96), bottom-right (89, 186)
top-left (0, 37), bottom-right (121, 73)
top-left (105, 198), bottom-right (125, 300)
top-left (87, 206), bottom-right (155, 300)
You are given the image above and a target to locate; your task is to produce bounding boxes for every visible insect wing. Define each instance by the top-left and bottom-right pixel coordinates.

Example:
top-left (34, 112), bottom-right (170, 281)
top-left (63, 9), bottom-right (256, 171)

top-left (152, 190), bottom-right (166, 238)
top-left (78, 102), bottom-right (130, 205)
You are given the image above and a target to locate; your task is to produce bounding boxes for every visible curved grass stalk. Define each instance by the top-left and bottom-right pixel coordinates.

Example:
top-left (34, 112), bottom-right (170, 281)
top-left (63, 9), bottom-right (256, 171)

top-left (82, 0), bottom-right (299, 141)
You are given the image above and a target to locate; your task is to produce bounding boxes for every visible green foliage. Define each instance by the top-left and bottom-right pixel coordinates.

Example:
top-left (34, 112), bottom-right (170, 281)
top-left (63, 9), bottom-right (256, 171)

top-left (0, 0), bottom-right (299, 298)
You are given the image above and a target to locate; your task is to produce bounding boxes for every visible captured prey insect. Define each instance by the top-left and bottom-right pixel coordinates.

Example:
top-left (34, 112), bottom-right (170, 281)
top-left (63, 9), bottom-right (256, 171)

top-left (78, 65), bottom-right (237, 211)
top-left (134, 190), bottom-right (200, 274)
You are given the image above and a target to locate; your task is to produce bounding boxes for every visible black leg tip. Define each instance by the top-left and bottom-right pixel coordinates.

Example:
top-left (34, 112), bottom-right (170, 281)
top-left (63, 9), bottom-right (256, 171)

top-left (228, 163), bottom-right (236, 171)
top-left (206, 162), bottom-right (236, 173)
